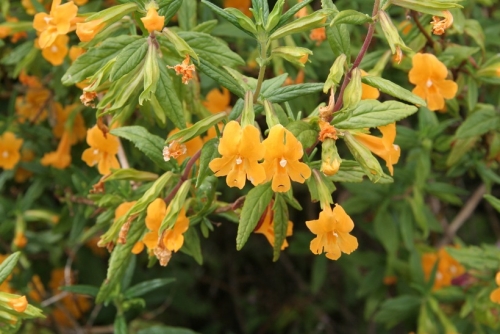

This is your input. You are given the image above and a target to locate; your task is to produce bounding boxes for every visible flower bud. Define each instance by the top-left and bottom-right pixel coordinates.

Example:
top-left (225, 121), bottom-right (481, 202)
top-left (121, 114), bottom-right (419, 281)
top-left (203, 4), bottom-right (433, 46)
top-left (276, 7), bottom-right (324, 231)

top-left (342, 68), bottom-right (362, 110)
top-left (271, 46), bottom-right (313, 68)
top-left (8, 296), bottom-right (28, 313)
top-left (241, 90), bottom-right (255, 127)
top-left (264, 100), bottom-right (280, 128)
top-left (379, 11), bottom-right (411, 63)
top-left (76, 19), bottom-right (105, 42)
top-left (343, 131), bottom-right (384, 182)
top-left (323, 54), bottom-right (347, 93)
top-left (321, 139), bottom-right (341, 176)
top-left (391, 0), bottom-right (462, 16)
top-left (266, 0), bottom-right (286, 32)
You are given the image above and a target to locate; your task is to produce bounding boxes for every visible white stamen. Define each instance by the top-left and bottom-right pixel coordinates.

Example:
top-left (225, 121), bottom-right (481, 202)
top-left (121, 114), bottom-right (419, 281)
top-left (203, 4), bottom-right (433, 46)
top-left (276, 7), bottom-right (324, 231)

top-left (44, 17), bottom-right (52, 24)
top-left (235, 157), bottom-right (242, 165)
top-left (2, 151), bottom-right (8, 158)
top-left (450, 265), bottom-right (457, 274)
top-left (279, 158), bottom-right (287, 168)
top-left (93, 149), bottom-right (99, 155)
top-left (436, 272), bottom-right (443, 280)
top-left (51, 45), bottom-right (58, 53)
top-left (332, 231), bottom-right (338, 237)
top-left (393, 144), bottom-right (400, 151)
top-left (426, 79), bottom-right (433, 88)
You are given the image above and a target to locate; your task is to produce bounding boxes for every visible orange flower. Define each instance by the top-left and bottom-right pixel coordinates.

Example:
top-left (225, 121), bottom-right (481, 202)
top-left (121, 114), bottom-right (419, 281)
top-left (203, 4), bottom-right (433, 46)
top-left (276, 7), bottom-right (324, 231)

top-left (0, 255), bottom-right (14, 293)
top-left (74, 0), bottom-right (88, 5)
top-left (0, 132), bottom-right (23, 170)
top-left (141, 7), bottom-right (164, 33)
top-left (19, 71), bottom-right (42, 88)
top-left (33, 0), bottom-right (78, 48)
top-left (353, 123), bottom-right (400, 176)
top-left (431, 10), bottom-right (453, 35)
top-left (203, 87), bottom-right (231, 114)
top-left (40, 34), bottom-right (68, 66)
top-left (22, 0), bottom-right (41, 15)
top-left (76, 19), bottom-right (105, 42)
top-left (421, 248), bottom-right (465, 290)
top-left (41, 131), bottom-right (72, 169)
top-left (310, 27), bottom-right (326, 46)
top-left (254, 204), bottom-right (293, 250)
top-left (409, 53), bottom-right (458, 111)
top-left (68, 45), bottom-right (85, 62)
top-left (14, 149), bottom-right (35, 183)
top-left (8, 296), bottom-right (28, 313)
top-left (15, 88), bottom-right (51, 123)
top-left (294, 0), bottom-right (307, 18)
top-left (81, 125), bottom-right (120, 175)
top-left (115, 201), bottom-right (137, 221)
top-left (209, 121), bottom-right (266, 189)
top-left (168, 54), bottom-right (196, 84)
top-left (261, 125), bottom-right (311, 192)
top-left (490, 272), bottom-right (500, 304)
top-left (166, 126), bottom-right (203, 164)
top-left (52, 103), bottom-right (86, 144)
top-left (138, 198), bottom-right (190, 253)
top-left (224, 0), bottom-right (252, 17)
top-left (0, 26), bottom-right (10, 39)
top-left (13, 231), bottom-right (27, 248)
top-left (360, 70), bottom-right (380, 100)
top-left (306, 204), bottom-right (358, 260)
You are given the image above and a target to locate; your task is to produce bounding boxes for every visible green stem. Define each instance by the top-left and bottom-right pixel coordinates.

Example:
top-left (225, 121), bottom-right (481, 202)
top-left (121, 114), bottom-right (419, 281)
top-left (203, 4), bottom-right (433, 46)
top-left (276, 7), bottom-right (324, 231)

top-left (253, 40), bottom-right (268, 103)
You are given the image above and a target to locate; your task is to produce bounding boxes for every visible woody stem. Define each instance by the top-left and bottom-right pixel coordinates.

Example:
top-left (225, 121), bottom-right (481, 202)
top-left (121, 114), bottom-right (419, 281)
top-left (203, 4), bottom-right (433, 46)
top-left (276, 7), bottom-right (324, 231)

top-left (164, 149), bottom-right (202, 204)
top-left (410, 11), bottom-right (436, 50)
top-left (331, 0), bottom-right (381, 115)
top-left (253, 40), bottom-right (268, 103)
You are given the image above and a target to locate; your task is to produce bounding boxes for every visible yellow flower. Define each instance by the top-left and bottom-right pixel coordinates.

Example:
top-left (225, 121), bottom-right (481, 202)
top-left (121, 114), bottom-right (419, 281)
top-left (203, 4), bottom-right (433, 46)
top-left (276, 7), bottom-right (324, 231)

top-left (15, 88), bottom-right (51, 124)
top-left (310, 27), bottom-right (326, 46)
top-left (353, 123), bottom-right (400, 176)
top-left (360, 70), bottom-right (380, 100)
top-left (203, 87), bottom-right (231, 114)
top-left (141, 7), bottom-right (165, 33)
top-left (22, 0), bottom-right (42, 16)
top-left (115, 201), bottom-right (137, 222)
top-left (209, 121), bottom-right (266, 189)
top-left (19, 71), bottom-right (43, 88)
top-left (254, 204), bottom-right (293, 250)
top-left (0, 132), bottom-right (23, 170)
top-left (33, 0), bottom-right (78, 49)
top-left (490, 272), bottom-right (500, 304)
top-left (431, 10), bottom-right (453, 35)
top-left (14, 149), bottom-right (35, 183)
top-left (81, 125), bottom-right (120, 175)
top-left (8, 296), bottom-right (28, 313)
top-left (138, 198), bottom-right (190, 252)
top-left (74, 0), bottom-right (88, 5)
top-left (40, 34), bottom-right (68, 66)
top-left (166, 126), bottom-right (203, 164)
top-left (306, 204), bottom-right (358, 260)
top-left (223, 0), bottom-right (252, 17)
top-left (409, 53), bottom-right (458, 111)
top-left (261, 125), bottom-right (311, 192)
top-left (52, 103), bottom-right (86, 144)
top-left (68, 45), bottom-right (85, 62)
top-left (422, 248), bottom-right (465, 290)
top-left (41, 131), bottom-right (72, 169)
top-left (76, 19), bottom-right (105, 42)
top-left (168, 54), bottom-right (196, 84)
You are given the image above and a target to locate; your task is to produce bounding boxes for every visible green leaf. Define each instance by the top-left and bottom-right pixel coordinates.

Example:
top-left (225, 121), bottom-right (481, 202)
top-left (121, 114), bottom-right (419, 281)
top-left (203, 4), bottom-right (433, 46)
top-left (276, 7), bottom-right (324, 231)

top-left (138, 326), bottom-right (199, 334)
top-left (178, 0), bottom-right (197, 31)
top-left (158, 0), bottom-right (183, 23)
top-left (328, 160), bottom-right (364, 183)
top-left (285, 121), bottom-right (318, 149)
top-left (333, 100), bottom-right (418, 129)
top-left (374, 295), bottom-right (422, 328)
top-left (485, 195), bottom-right (500, 213)
top-left (114, 315), bottom-right (127, 334)
top-left (326, 23), bottom-right (350, 58)
top-left (398, 202), bottom-right (415, 251)
top-left (181, 227), bottom-right (203, 265)
top-left (155, 57), bottom-right (186, 129)
top-left (446, 136), bottom-right (478, 167)
top-left (270, 10), bottom-right (333, 41)
top-left (110, 37), bottom-right (148, 81)
top-left (331, 10), bottom-right (372, 26)
top-left (446, 245), bottom-right (500, 271)
top-left (124, 278), bottom-right (176, 299)
top-left (464, 19), bottom-right (485, 51)
top-left (104, 168), bottom-right (159, 183)
top-left (178, 32), bottom-right (245, 67)
top-left (260, 73), bottom-right (288, 96)
top-left (272, 194), bottom-right (288, 261)
top-left (59, 285), bottom-right (99, 297)
top-left (111, 126), bottom-right (173, 170)
top-left (236, 183), bottom-right (273, 250)
top-left (62, 35), bottom-right (140, 85)
top-left (196, 138), bottom-right (219, 188)
top-left (196, 58), bottom-right (245, 98)
top-left (374, 206), bottom-right (399, 255)
top-left (201, 0), bottom-right (254, 38)
top-left (455, 106), bottom-right (500, 139)
top-left (270, 0), bottom-right (314, 34)
top-left (264, 83), bottom-right (324, 103)
top-left (361, 75), bottom-right (426, 106)
top-left (466, 76), bottom-right (478, 112)
top-left (0, 252), bottom-right (20, 285)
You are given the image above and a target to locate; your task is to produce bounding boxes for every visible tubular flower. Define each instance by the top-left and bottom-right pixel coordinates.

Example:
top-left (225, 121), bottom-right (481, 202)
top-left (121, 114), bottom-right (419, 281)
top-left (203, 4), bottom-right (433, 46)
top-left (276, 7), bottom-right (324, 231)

top-left (353, 123), bottom-right (400, 176)
top-left (165, 126), bottom-right (203, 164)
top-left (203, 87), bottom-right (231, 114)
top-left (360, 70), bottom-right (380, 100)
top-left (223, 0), bottom-right (252, 17)
top-left (431, 10), bottom-right (453, 35)
top-left (40, 34), bottom-right (68, 66)
top-left (306, 204), bottom-right (358, 260)
top-left (261, 125), bottom-right (311, 192)
top-left (76, 19), bottom-right (105, 42)
top-left (209, 121), bottom-right (266, 189)
top-left (14, 149), bottom-right (35, 183)
top-left (69, 46), bottom-right (85, 62)
top-left (168, 54), bottom-right (196, 84)
top-left (490, 272), bottom-right (500, 304)
top-left (81, 125), bottom-right (120, 175)
top-left (254, 204), bottom-right (293, 250)
top-left (41, 131), bottom-right (72, 169)
top-left (13, 231), bottom-right (27, 248)
top-left (310, 27), bottom-right (326, 46)
top-left (422, 248), bottom-right (465, 290)
top-left (141, 7), bottom-right (164, 33)
top-left (138, 198), bottom-right (190, 253)
top-left (409, 53), bottom-right (458, 111)
top-left (0, 132), bottom-right (23, 170)
top-left (8, 296), bottom-right (28, 313)
top-left (33, 0), bottom-right (78, 49)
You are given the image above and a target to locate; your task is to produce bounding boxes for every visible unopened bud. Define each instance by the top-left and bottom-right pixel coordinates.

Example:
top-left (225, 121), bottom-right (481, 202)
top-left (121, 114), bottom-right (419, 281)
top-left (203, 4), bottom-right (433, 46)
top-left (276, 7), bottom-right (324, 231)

top-left (323, 54), bottom-right (347, 93)
top-left (271, 46), bottom-right (313, 68)
top-left (379, 11), bottom-right (411, 63)
top-left (321, 139), bottom-right (341, 176)
top-left (342, 68), bottom-right (362, 110)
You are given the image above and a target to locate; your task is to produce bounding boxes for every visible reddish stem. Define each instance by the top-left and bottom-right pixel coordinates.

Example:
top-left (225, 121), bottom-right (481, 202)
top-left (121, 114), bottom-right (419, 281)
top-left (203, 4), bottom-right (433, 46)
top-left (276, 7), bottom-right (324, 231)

top-left (164, 149), bottom-right (202, 204)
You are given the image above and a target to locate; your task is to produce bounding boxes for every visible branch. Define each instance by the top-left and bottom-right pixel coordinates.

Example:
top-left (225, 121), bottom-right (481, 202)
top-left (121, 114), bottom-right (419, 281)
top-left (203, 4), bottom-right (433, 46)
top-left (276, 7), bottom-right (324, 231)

top-left (164, 149), bottom-right (201, 204)
top-left (410, 11), bottom-right (435, 49)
